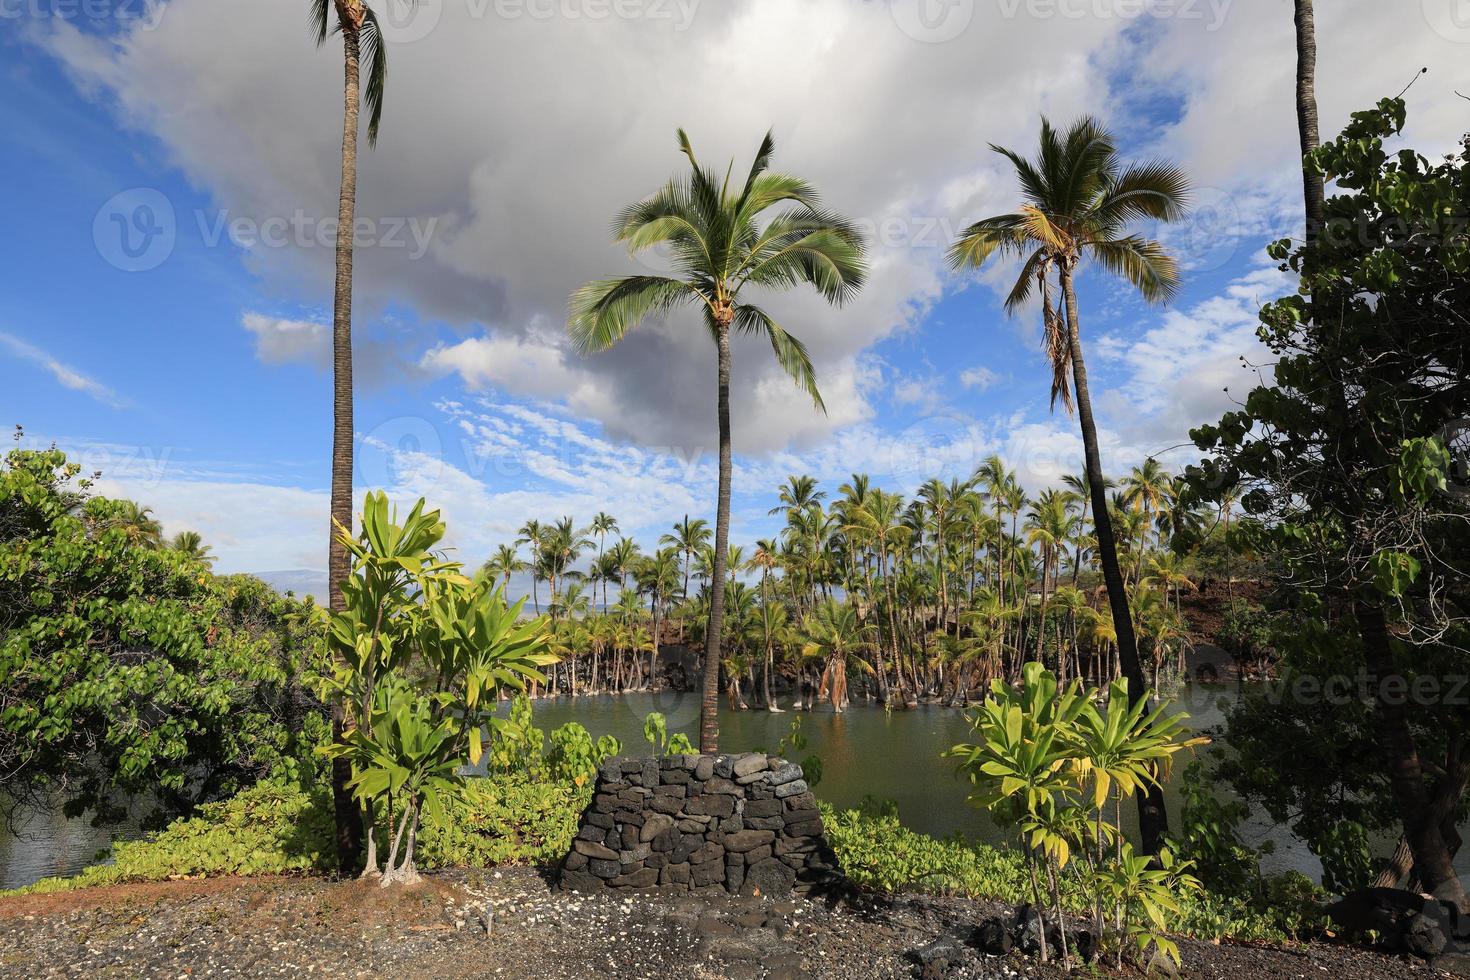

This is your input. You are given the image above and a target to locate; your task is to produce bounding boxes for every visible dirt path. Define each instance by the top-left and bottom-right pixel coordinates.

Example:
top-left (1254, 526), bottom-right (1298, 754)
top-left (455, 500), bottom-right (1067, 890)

top-left (0, 866), bottom-right (1441, 978)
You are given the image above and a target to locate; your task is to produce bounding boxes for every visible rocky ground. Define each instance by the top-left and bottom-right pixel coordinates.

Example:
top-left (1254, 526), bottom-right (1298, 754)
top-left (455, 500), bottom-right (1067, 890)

top-left (0, 865), bottom-right (1448, 979)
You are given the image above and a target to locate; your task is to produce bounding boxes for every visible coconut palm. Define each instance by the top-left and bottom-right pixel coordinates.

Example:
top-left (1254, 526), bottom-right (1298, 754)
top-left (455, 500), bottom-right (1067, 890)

top-left (516, 519), bottom-right (547, 616)
top-left (949, 117), bottom-right (1188, 853)
top-left (800, 598), bottom-right (872, 714)
top-left (570, 130), bottom-right (867, 751)
top-left (635, 548), bottom-right (682, 689)
top-left (310, 0), bottom-right (400, 876)
top-left (589, 512), bottom-right (619, 610)
top-left (111, 500), bottom-right (163, 548)
top-left (1293, 0), bottom-right (1324, 241)
top-left (482, 544), bottom-right (524, 595)
top-left (169, 530), bottom-right (214, 566)
top-left (661, 515), bottom-right (711, 604)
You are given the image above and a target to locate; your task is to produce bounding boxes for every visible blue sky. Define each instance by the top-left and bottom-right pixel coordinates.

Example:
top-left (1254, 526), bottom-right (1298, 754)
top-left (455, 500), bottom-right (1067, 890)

top-left (2, 0), bottom-right (1466, 597)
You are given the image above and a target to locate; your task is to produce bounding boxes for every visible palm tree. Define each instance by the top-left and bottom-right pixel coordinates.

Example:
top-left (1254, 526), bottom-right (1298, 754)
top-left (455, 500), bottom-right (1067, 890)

top-left (799, 598), bottom-right (872, 714)
top-left (516, 519), bottom-right (546, 615)
top-left (112, 500), bottom-right (163, 548)
top-left (570, 130), bottom-right (867, 752)
top-left (169, 530), bottom-right (214, 567)
top-left (661, 516), bottom-right (711, 604)
top-left (589, 512), bottom-right (619, 610)
top-left (310, 0), bottom-right (396, 878)
top-left (482, 543), bottom-right (524, 595)
top-left (1293, 0), bottom-right (1324, 241)
top-left (949, 117), bottom-right (1188, 853)
top-left (635, 548), bottom-right (681, 690)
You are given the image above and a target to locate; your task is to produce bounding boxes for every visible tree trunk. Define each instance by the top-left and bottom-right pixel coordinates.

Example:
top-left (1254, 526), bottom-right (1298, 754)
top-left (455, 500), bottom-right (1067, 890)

top-left (1293, 0), bottom-right (1325, 243)
top-left (701, 319), bottom-right (733, 753)
top-left (1358, 600), bottom-right (1469, 909)
top-left (1059, 264), bottom-right (1168, 854)
top-left (329, 14), bottom-right (364, 878)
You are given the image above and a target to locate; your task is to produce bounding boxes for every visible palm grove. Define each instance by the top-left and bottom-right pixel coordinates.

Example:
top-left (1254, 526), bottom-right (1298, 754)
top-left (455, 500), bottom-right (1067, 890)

top-left (4, 0), bottom-right (1466, 949)
top-left (295, 0), bottom-right (1470, 904)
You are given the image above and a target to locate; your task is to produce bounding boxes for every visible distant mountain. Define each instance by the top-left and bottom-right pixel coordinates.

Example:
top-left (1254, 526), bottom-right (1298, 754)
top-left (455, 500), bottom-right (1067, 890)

top-left (250, 569), bottom-right (327, 602)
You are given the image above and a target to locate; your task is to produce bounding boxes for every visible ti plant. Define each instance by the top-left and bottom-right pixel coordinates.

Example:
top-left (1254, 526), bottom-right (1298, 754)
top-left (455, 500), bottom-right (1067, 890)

top-left (321, 492), bottom-right (557, 885)
top-left (946, 662), bottom-right (1205, 969)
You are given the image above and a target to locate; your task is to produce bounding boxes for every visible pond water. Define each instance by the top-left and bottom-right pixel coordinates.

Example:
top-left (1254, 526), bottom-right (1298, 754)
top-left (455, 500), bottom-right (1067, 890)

top-left (2, 682), bottom-right (1460, 891)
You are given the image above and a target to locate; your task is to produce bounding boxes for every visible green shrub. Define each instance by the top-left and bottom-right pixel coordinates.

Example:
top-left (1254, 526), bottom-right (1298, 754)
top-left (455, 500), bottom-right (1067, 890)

top-left (415, 778), bottom-right (589, 868)
top-left (822, 798), bottom-right (1317, 945)
top-left (4, 773), bottom-right (588, 898)
top-left (4, 779), bottom-right (335, 896)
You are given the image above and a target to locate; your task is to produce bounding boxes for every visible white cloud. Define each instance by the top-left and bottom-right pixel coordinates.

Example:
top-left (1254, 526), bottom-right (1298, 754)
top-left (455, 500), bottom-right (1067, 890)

top-left (0, 331), bottom-right (127, 408)
top-left (241, 312), bottom-right (328, 366)
top-left (960, 366), bottom-right (1000, 391)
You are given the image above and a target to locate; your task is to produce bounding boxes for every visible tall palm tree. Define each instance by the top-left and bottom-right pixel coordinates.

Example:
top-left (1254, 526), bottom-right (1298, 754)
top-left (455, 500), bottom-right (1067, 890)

top-left (589, 512), bottom-right (619, 611)
top-left (310, 0), bottom-right (395, 879)
top-left (516, 519), bottom-right (546, 615)
top-left (570, 130), bottom-right (867, 752)
top-left (949, 117), bottom-right (1188, 853)
top-left (636, 548), bottom-right (682, 689)
top-left (1293, 0), bottom-right (1324, 241)
top-left (661, 515), bottom-right (711, 604)
top-left (482, 543), bottom-right (524, 595)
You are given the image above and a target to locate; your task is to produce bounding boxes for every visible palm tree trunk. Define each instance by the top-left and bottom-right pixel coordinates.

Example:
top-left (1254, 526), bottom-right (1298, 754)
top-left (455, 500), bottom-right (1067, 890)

top-left (1059, 263), bottom-right (1168, 853)
top-left (1293, 0), bottom-right (1325, 242)
top-left (701, 320), bottom-right (733, 753)
top-left (328, 12), bottom-right (364, 878)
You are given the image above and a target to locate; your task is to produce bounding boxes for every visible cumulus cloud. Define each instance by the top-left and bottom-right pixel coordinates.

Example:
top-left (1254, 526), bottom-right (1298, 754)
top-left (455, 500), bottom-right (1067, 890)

top-left (960, 366), bottom-right (1000, 391)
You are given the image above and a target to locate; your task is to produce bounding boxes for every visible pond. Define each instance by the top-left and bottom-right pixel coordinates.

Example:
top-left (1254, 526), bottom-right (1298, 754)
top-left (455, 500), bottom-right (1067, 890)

top-left (1, 682), bottom-right (1459, 891)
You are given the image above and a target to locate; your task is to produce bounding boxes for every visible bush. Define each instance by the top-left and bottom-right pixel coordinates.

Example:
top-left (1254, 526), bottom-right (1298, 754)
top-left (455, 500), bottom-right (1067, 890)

top-left (822, 798), bottom-right (1318, 945)
top-left (4, 774), bottom-right (589, 898)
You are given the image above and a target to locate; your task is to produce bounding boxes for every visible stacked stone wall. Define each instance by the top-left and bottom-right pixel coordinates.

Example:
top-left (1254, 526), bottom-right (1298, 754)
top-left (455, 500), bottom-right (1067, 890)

top-left (558, 753), bottom-right (840, 898)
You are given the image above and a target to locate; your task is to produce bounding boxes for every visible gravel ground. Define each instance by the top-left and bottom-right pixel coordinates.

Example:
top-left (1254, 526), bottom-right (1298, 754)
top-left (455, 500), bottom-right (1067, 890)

top-left (0, 866), bottom-right (1449, 979)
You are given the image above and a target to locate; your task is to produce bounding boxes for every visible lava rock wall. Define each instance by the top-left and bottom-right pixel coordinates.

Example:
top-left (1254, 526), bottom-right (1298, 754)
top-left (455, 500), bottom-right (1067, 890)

top-left (558, 753), bottom-right (841, 898)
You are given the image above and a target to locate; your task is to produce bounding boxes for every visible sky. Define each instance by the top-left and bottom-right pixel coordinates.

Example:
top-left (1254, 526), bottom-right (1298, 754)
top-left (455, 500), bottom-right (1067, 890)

top-left (2, 0), bottom-right (1467, 598)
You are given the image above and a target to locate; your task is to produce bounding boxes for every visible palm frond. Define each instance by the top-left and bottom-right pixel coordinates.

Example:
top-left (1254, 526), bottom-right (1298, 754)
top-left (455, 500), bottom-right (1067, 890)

top-left (1089, 160), bottom-right (1191, 227)
top-left (360, 7), bottom-right (388, 147)
top-left (733, 305), bottom-right (825, 412)
top-left (737, 130), bottom-right (777, 207)
top-left (946, 213), bottom-right (1030, 270)
top-left (309, 0), bottom-right (331, 45)
top-left (567, 275), bottom-right (704, 353)
top-left (1088, 236), bottom-right (1182, 304)
top-left (741, 212), bottom-right (867, 304)
top-left (1003, 247), bottom-right (1049, 313)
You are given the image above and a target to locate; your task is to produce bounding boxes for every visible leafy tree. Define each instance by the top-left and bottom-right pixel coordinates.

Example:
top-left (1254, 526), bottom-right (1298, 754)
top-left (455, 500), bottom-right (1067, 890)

top-left (569, 130), bottom-right (868, 752)
top-left (1187, 99), bottom-right (1470, 905)
top-left (949, 118), bottom-right (1189, 852)
top-left (0, 446), bottom-right (324, 828)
